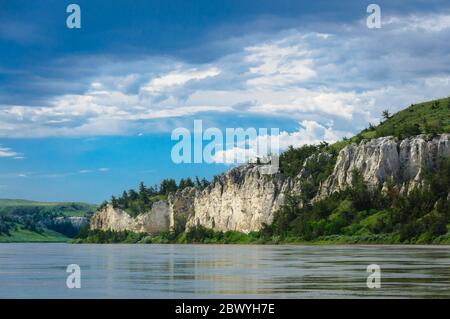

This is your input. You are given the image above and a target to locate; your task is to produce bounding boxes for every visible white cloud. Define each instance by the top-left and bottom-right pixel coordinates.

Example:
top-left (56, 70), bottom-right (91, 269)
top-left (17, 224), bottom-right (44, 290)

top-left (245, 38), bottom-right (317, 87)
top-left (384, 14), bottom-right (450, 32)
top-left (213, 120), bottom-right (352, 164)
top-left (248, 89), bottom-right (363, 120)
top-left (141, 67), bottom-right (221, 94)
top-left (79, 168), bottom-right (110, 173)
top-left (1, 12), bottom-right (450, 138)
top-left (0, 145), bottom-right (19, 157)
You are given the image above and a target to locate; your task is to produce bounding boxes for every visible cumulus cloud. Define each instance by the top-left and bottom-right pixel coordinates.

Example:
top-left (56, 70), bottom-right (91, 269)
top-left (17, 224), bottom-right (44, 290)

top-left (0, 12), bottom-right (450, 138)
top-left (245, 40), bottom-right (317, 87)
top-left (213, 120), bottom-right (352, 164)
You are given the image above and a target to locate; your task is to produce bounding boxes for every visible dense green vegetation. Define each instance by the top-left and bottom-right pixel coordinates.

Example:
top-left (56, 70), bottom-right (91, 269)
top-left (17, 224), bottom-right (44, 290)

top-left (73, 228), bottom-right (145, 243)
top-left (102, 177), bottom-right (210, 217)
top-left (0, 199), bottom-right (95, 242)
top-left (263, 157), bottom-right (450, 244)
top-left (279, 142), bottom-right (338, 205)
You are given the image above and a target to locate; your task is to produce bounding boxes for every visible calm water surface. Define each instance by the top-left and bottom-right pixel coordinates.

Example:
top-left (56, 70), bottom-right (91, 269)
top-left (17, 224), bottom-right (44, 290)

top-left (0, 244), bottom-right (449, 298)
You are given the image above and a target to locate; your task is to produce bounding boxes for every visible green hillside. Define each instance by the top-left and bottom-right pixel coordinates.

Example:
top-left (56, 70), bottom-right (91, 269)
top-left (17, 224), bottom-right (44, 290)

top-left (0, 199), bottom-right (96, 242)
top-left (354, 97), bottom-right (450, 141)
top-left (0, 226), bottom-right (69, 243)
top-left (0, 199), bottom-right (95, 216)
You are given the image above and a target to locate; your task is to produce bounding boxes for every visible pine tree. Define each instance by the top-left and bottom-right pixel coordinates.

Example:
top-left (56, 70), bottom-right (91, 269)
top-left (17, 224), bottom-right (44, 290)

top-left (139, 181), bottom-right (149, 204)
top-left (111, 196), bottom-right (118, 208)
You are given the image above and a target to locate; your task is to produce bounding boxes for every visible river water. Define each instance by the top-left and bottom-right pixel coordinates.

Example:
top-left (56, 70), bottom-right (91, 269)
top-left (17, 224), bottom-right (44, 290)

top-left (0, 243), bottom-right (449, 298)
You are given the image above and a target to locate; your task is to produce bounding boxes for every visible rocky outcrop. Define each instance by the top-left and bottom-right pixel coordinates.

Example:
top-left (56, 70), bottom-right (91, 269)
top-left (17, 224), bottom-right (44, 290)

top-left (89, 134), bottom-right (449, 234)
top-left (186, 165), bottom-right (292, 233)
top-left (90, 201), bottom-right (169, 234)
top-left (53, 216), bottom-right (88, 229)
top-left (318, 134), bottom-right (450, 197)
top-left (168, 187), bottom-right (197, 233)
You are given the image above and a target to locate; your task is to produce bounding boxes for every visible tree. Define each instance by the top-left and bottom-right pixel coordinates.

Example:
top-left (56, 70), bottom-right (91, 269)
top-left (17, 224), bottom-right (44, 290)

top-left (128, 189), bottom-right (138, 201)
top-left (111, 196), bottom-right (118, 208)
top-left (138, 181), bottom-right (149, 204)
top-left (146, 185), bottom-right (157, 197)
top-left (382, 109), bottom-right (391, 120)
top-left (160, 178), bottom-right (178, 195)
top-left (179, 177), bottom-right (195, 190)
top-left (195, 176), bottom-right (201, 188)
top-left (119, 191), bottom-right (129, 207)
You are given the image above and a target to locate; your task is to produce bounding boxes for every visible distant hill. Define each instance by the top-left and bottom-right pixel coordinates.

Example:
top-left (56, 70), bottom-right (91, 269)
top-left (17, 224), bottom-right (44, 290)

top-left (0, 199), bottom-right (96, 242)
top-left (0, 199), bottom-right (96, 216)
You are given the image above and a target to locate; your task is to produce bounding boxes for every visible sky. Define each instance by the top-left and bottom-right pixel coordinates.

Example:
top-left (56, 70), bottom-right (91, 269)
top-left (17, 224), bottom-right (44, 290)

top-left (1, 0), bottom-right (450, 203)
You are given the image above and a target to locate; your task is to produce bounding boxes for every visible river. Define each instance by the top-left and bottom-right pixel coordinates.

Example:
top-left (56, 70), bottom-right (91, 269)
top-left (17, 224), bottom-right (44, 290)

top-left (0, 243), bottom-right (449, 298)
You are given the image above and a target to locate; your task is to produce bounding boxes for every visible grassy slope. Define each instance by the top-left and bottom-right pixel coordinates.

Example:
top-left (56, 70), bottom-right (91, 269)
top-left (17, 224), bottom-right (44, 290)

top-left (0, 226), bottom-right (69, 243)
top-left (0, 199), bottom-right (96, 216)
top-left (357, 97), bottom-right (449, 139)
top-left (0, 199), bottom-right (96, 242)
top-left (366, 98), bottom-right (449, 136)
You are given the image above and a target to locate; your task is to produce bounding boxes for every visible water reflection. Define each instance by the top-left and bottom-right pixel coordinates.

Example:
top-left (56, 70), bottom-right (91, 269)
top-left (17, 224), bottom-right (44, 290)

top-left (0, 244), bottom-right (449, 298)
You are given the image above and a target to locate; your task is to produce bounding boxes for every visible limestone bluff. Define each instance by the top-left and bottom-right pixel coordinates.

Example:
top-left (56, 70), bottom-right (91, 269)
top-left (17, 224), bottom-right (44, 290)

top-left (90, 134), bottom-right (450, 234)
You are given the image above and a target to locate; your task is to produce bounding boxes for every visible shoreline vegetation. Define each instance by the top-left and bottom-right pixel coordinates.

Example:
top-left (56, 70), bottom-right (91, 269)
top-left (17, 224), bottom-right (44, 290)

top-left (72, 231), bottom-right (450, 245)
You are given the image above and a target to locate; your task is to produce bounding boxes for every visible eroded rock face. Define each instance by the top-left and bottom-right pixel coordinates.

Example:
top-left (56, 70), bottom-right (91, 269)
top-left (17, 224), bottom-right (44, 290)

top-left (90, 201), bottom-right (169, 234)
top-left (168, 187), bottom-right (197, 233)
top-left (318, 134), bottom-right (450, 197)
top-left (53, 216), bottom-right (88, 229)
top-left (89, 134), bottom-right (449, 234)
top-left (186, 165), bottom-right (292, 233)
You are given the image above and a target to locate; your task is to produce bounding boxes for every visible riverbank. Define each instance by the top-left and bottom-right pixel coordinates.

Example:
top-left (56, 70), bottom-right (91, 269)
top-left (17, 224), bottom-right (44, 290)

top-left (71, 228), bottom-right (450, 245)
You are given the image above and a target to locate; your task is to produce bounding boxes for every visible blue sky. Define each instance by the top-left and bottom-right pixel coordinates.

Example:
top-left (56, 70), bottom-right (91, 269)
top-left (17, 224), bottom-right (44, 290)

top-left (1, 0), bottom-right (450, 203)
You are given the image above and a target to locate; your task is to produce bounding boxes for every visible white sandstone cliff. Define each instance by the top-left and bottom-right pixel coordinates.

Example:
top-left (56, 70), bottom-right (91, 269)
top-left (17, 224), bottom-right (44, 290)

top-left (318, 134), bottom-right (450, 197)
top-left (90, 201), bottom-right (169, 234)
top-left (185, 165), bottom-right (292, 233)
top-left (89, 134), bottom-right (449, 234)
